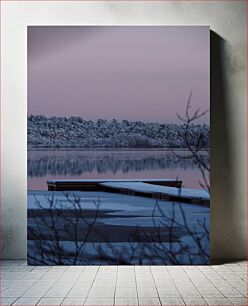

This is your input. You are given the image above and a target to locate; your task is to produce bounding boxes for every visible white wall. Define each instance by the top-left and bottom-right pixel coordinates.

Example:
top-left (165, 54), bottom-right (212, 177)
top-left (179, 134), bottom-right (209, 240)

top-left (1, 1), bottom-right (247, 261)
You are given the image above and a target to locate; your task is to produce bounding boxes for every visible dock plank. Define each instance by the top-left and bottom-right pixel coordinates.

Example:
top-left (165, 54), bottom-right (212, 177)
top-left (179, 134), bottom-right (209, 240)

top-left (100, 182), bottom-right (210, 206)
top-left (47, 179), bottom-right (182, 191)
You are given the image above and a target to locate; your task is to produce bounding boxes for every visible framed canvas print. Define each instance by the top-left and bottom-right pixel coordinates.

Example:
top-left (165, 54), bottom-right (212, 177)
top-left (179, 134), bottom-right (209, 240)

top-left (27, 26), bottom-right (210, 265)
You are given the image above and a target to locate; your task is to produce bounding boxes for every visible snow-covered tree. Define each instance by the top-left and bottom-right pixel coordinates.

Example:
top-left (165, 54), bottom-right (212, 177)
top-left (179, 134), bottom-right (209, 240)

top-left (27, 115), bottom-right (210, 149)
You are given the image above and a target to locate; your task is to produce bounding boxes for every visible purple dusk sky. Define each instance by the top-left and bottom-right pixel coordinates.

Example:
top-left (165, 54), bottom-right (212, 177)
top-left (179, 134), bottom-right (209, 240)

top-left (28, 26), bottom-right (209, 123)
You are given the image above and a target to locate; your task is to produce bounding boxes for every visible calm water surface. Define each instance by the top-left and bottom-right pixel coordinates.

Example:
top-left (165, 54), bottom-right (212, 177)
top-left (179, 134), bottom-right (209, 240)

top-left (28, 149), bottom-right (209, 190)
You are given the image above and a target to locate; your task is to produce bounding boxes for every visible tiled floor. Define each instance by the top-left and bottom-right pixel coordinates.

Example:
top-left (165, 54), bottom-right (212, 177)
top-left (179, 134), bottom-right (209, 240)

top-left (1, 260), bottom-right (247, 306)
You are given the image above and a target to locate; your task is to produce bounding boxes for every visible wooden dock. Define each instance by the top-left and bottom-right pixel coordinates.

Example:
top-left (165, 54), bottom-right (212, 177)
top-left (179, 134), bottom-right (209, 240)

top-left (47, 179), bottom-right (209, 206)
top-left (100, 182), bottom-right (210, 206)
top-left (47, 179), bottom-right (182, 191)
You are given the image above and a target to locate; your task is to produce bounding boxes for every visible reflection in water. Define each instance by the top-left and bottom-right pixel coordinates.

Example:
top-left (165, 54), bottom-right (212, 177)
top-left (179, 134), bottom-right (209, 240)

top-left (28, 149), bottom-right (209, 176)
top-left (28, 149), bottom-right (209, 190)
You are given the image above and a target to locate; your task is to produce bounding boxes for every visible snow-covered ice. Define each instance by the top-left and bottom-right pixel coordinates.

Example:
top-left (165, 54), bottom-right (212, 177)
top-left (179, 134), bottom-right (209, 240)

top-left (27, 191), bottom-right (210, 265)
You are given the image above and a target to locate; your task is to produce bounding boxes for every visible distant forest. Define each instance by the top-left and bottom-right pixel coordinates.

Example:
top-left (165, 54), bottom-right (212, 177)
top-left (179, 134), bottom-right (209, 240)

top-left (28, 115), bottom-right (210, 149)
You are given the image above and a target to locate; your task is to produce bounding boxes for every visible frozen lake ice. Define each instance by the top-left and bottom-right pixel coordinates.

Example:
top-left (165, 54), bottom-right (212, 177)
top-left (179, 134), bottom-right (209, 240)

top-left (27, 191), bottom-right (210, 265)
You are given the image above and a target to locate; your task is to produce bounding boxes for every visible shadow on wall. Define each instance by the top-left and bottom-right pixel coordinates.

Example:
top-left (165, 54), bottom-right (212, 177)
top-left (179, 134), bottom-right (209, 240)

top-left (210, 31), bottom-right (243, 263)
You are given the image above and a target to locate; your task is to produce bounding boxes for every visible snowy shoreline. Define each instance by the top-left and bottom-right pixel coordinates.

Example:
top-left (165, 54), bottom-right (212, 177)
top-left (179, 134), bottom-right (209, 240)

top-left (28, 115), bottom-right (210, 148)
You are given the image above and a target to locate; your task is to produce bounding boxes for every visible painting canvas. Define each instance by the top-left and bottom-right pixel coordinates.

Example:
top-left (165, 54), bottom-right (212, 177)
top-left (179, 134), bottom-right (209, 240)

top-left (27, 26), bottom-right (210, 265)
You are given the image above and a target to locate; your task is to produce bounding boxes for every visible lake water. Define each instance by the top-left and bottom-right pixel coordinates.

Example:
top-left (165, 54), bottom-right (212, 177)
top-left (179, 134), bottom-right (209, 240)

top-left (27, 148), bottom-right (209, 190)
